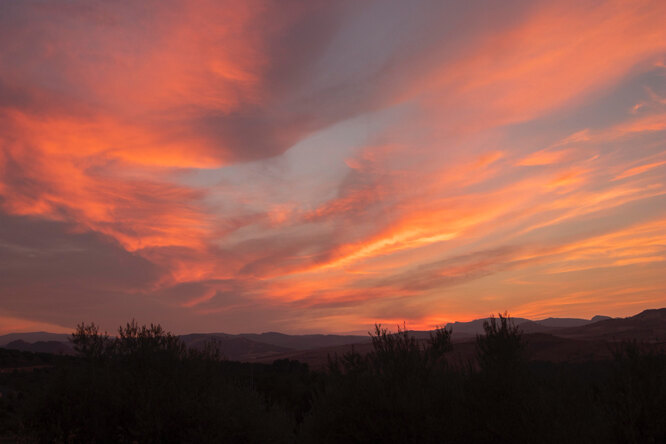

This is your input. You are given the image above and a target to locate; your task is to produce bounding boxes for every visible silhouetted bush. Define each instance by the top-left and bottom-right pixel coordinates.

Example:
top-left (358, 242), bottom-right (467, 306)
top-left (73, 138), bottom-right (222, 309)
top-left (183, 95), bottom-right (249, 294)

top-left (23, 321), bottom-right (294, 443)
top-left (476, 313), bottom-right (526, 375)
top-left (465, 313), bottom-right (533, 443)
top-left (300, 324), bottom-right (457, 443)
top-left (606, 341), bottom-right (666, 443)
top-left (70, 322), bottom-right (111, 361)
top-left (2, 316), bottom-right (665, 443)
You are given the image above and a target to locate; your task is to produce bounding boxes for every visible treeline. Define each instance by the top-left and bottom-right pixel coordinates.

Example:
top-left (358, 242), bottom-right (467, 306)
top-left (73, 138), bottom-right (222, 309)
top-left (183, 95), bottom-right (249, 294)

top-left (0, 316), bottom-right (665, 443)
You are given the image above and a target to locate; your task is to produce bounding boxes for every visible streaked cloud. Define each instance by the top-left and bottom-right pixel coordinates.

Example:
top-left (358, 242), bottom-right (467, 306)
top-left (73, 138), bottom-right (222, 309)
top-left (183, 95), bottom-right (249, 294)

top-left (0, 0), bottom-right (665, 333)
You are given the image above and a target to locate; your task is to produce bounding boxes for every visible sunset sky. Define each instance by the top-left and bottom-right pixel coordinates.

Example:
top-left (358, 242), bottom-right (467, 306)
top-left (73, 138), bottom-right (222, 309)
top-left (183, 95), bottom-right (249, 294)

top-left (1, 0), bottom-right (665, 335)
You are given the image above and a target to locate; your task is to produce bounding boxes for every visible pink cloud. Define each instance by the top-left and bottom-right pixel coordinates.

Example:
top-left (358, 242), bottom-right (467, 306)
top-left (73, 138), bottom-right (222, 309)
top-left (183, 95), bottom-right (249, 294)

top-left (0, 0), bottom-right (665, 333)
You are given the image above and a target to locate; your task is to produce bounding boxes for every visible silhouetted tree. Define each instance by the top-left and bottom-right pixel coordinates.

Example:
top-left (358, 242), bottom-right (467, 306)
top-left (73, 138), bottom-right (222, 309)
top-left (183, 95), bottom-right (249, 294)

top-left (71, 322), bottom-right (110, 361)
top-left (6, 315), bottom-right (666, 443)
top-left (476, 312), bottom-right (526, 375)
top-left (467, 313), bottom-right (532, 443)
top-left (25, 321), bottom-right (294, 443)
top-left (301, 323), bottom-right (457, 443)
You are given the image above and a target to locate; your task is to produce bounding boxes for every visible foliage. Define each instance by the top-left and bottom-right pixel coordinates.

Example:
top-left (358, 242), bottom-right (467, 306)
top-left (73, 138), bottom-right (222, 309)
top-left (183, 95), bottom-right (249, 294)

top-left (467, 313), bottom-right (532, 443)
top-left (71, 322), bottom-right (110, 361)
top-left (476, 312), bottom-right (526, 375)
top-left (1, 316), bottom-right (665, 443)
top-left (25, 321), bottom-right (294, 443)
top-left (607, 341), bottom-right (666, 443)
top-left (300, 323), bottom-right (457, 443)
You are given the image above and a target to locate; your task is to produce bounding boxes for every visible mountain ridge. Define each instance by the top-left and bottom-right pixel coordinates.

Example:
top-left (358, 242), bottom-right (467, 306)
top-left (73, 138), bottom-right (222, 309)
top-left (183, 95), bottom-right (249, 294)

top-left (2, 309), bottom-right (662, 362)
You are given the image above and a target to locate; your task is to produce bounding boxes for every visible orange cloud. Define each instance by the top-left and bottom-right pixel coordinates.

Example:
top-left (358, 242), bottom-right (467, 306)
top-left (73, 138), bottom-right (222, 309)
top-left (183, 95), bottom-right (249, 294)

top-left (449, 0), bottom-right (665, 122)
top-left (519, 149), bottom-right (573, 166)
top-left (1, 0), bottom-right (665, 333)
top-left (614, 160), bottom-right (666, 181)
top-left (0, 314), bottom-right (71, 335)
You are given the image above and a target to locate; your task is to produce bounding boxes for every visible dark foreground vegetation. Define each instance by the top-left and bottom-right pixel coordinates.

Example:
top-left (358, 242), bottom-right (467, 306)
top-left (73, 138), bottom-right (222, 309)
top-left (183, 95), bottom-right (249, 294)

top-left (1, 316), bottom-right (665, 443)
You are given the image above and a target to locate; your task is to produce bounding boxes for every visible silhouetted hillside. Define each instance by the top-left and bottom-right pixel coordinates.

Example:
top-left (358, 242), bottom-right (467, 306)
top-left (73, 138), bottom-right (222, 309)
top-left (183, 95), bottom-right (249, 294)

top-left (180, 333), bottom-right (292, 361)
top-left (238, 332), bottom-right (370, 350)
top-left (1, 310), bottom-right (660, 367)
top-left (445, 317), bottom-right (529, 335)
top-left (0, 331), bottom-right (373, 363)
top-left (557, 308), bottom-right (666, 341)
top-left (1, 315), bottom-right (665, 442)
top-left (0, 347), bottom-right (61, 369)
top-left (179, 332), bottom-right (372, 361)
top-left (536, 316), bottom-right (610, 327)
top-left (0, 332), bottom-right (69, 347)
top-left (446, 315), bottom-right (611, 335)
top-left (4, 340), bottom-right (73, 355)
top-left (253, 309), bottom-right (664, 368)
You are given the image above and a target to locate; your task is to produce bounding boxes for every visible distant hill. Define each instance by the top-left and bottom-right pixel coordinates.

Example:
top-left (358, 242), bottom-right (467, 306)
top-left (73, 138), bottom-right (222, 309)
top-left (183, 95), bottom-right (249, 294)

top-left (535, 316), bottom-right (610, 328)
top-left (248, 309), bottom-right (663, 368)
top-left (4, 340), bottom-right (74, 355)
top-left (246, 332), bottom-right (621, 369)
top-left (2, 309), bottom-right (662, 365)
top-left (443, 314), bottom-right (611, 335)
top-left (445, 317), bottom-right (531, 335)
top-left (0, 332), bottom-right (70, 347)
top-left (180, 333), bottom-right (293, 361)
top-left (178, 332), bottom-right (371, 360)
top-left (556, 308), bottom-right (666, 342)
top-left (237, 332), bottom-right (370, 351)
